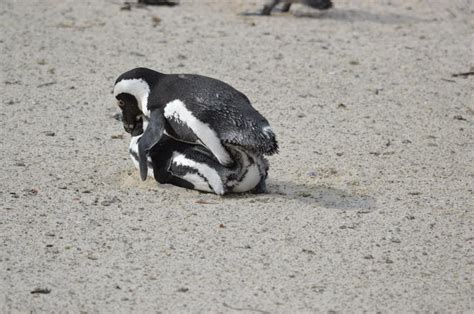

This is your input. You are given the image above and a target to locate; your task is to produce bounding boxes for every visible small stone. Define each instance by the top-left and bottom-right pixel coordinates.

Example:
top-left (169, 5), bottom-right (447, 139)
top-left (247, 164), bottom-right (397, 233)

top-left (307, 171), bottom-right (317, 177)
top-left (453, 115), bottom-right (467, 121)
top-left (152, 16), bottom-right (162, 27)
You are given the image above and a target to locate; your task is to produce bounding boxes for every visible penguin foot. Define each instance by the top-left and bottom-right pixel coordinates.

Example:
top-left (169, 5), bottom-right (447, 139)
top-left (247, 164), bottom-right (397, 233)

top-left (281, 3), bottom-right (291, 12)
top-left (261, 5), bottom-right (273, 15)
top-left (251, 178), bottom-right (267, 194)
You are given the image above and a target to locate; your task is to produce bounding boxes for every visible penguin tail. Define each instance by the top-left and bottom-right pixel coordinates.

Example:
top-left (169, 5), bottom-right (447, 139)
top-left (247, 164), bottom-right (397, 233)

top-left (221, 123), bottom-right (278, 156)
top-left (260, 127), bottom-right (279, 155)
top-left (239, 125), bottom-right (279, 156)
top-left (301, 0), bottom-right (333, 10)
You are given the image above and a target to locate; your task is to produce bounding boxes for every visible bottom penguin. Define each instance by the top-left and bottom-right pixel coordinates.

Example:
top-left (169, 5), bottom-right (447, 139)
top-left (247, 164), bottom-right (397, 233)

top-left (128, 133), bottom-right (269, 195)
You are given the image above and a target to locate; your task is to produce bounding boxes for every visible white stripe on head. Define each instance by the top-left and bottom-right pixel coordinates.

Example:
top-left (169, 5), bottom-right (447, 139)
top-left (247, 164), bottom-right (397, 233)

top-left (172, 152), bottom-right (225, 195)
top-left (114, 79), bottom-right (151, 117)
top-left (164, 99), bottom-right (232, 166)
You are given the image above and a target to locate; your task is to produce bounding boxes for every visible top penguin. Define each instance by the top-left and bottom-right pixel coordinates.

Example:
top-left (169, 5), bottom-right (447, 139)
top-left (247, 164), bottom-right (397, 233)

top-left (260, 0), bottom-right (333, 15)
top-left (114, 67), bottom-right (278, 181)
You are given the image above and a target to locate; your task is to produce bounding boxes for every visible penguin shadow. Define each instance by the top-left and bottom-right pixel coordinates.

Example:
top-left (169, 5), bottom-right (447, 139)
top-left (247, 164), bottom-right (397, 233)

top-left (227, 179), bottom-right (377, 211)
top-left (293, 8), bottom-right (426, 24)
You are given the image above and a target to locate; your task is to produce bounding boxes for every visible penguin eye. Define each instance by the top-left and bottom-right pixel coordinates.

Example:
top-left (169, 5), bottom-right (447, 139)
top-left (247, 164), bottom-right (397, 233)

top-left (117, 100), bottom-right (125, 108)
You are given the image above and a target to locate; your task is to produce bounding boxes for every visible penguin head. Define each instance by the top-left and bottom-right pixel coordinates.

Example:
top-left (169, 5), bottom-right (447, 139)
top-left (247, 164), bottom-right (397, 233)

top-left (113, 67), bottom-right (162, 115)
top-left (116, 93), bottom-right (144, 136)
top-left (113, 68), bottom-right (162, 136)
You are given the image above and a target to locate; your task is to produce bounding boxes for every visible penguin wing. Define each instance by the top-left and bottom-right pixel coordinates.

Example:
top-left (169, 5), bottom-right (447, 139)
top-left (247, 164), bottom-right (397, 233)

top-left (138, 110), bottom-right (166, 181)
top-left (156, 74), bottom-right (279, 156)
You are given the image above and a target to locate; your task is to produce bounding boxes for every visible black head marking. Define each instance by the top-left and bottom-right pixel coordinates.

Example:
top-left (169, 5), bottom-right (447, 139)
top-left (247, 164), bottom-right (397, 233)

top-left (116, 93), bottom-right (143, 135)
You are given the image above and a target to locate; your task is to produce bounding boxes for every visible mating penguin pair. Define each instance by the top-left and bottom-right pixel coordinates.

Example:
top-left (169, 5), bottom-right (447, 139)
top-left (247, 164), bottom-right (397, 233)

top-left (127, 125), bottom-right (269, 195)
top-left (113, 67), bottom-right (278, 194)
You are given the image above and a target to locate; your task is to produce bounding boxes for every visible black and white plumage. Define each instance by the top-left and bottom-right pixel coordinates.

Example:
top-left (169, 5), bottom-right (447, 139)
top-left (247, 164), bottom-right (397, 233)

top-left (128, 129), bottom-right (269, 195)
top-left (114, 67), bottom-right (278, 182)
top-left (259, 0), bottom-right (333, 15)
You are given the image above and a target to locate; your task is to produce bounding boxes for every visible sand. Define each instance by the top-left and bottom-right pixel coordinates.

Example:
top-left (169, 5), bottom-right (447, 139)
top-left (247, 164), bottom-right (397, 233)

top-left (1, 0), bottom-right (473, 312)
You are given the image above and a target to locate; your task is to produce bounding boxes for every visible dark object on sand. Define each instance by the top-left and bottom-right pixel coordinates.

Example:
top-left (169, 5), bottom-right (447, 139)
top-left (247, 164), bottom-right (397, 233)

top-left (451, 71), bottom-right (474, 78)
top-left (138, 0), bottom-right (178, 6)
top-left (31, 288), bottom-right (51, 294)
top-left (121, 0), bottom-right (178, 10)
top-left (244, 0), bottom-right (333, 16)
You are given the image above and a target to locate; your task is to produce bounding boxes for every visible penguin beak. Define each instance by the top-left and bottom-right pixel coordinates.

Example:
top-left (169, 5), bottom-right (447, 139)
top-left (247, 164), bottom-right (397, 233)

top-left (131, 125), bottom-right (143, 136)
top-left (123, 123), bottom-right (135, 134)
top-left (125, 118), bottom-right (143, 136)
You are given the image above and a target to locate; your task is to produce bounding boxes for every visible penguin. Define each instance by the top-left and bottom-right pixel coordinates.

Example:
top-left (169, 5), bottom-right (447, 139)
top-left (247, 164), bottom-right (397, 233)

top-left (114, 67), bottom-right (278, 181)
top-left (126, 117), bottom-right (269, 195)
top-left (252, 0), bottom-right (333, 15)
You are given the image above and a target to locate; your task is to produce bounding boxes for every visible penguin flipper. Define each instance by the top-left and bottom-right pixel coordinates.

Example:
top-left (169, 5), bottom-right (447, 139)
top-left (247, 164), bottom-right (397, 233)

top-left (138, 110), bottom-right (165, 181)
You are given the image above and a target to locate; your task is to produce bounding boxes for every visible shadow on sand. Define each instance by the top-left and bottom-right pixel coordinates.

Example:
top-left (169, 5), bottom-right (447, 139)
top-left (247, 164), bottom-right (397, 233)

top-left (294, 8), bottom-right (426, 24)
top-left (225, 179), bottom-right (377, 211)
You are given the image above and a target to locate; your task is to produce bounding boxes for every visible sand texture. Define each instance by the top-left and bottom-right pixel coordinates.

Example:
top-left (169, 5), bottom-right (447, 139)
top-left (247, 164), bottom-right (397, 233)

top-left (1, 0), bottom-right (473, 312)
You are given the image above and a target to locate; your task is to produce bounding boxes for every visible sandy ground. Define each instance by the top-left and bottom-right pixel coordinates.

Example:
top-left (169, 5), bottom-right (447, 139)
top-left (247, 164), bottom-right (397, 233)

top-left (1, 0), bottom-right (473, 312)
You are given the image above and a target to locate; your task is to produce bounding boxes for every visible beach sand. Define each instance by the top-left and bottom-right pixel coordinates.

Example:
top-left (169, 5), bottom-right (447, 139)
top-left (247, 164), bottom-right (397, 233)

top-left (1, 0), bottom-right (472, 311)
